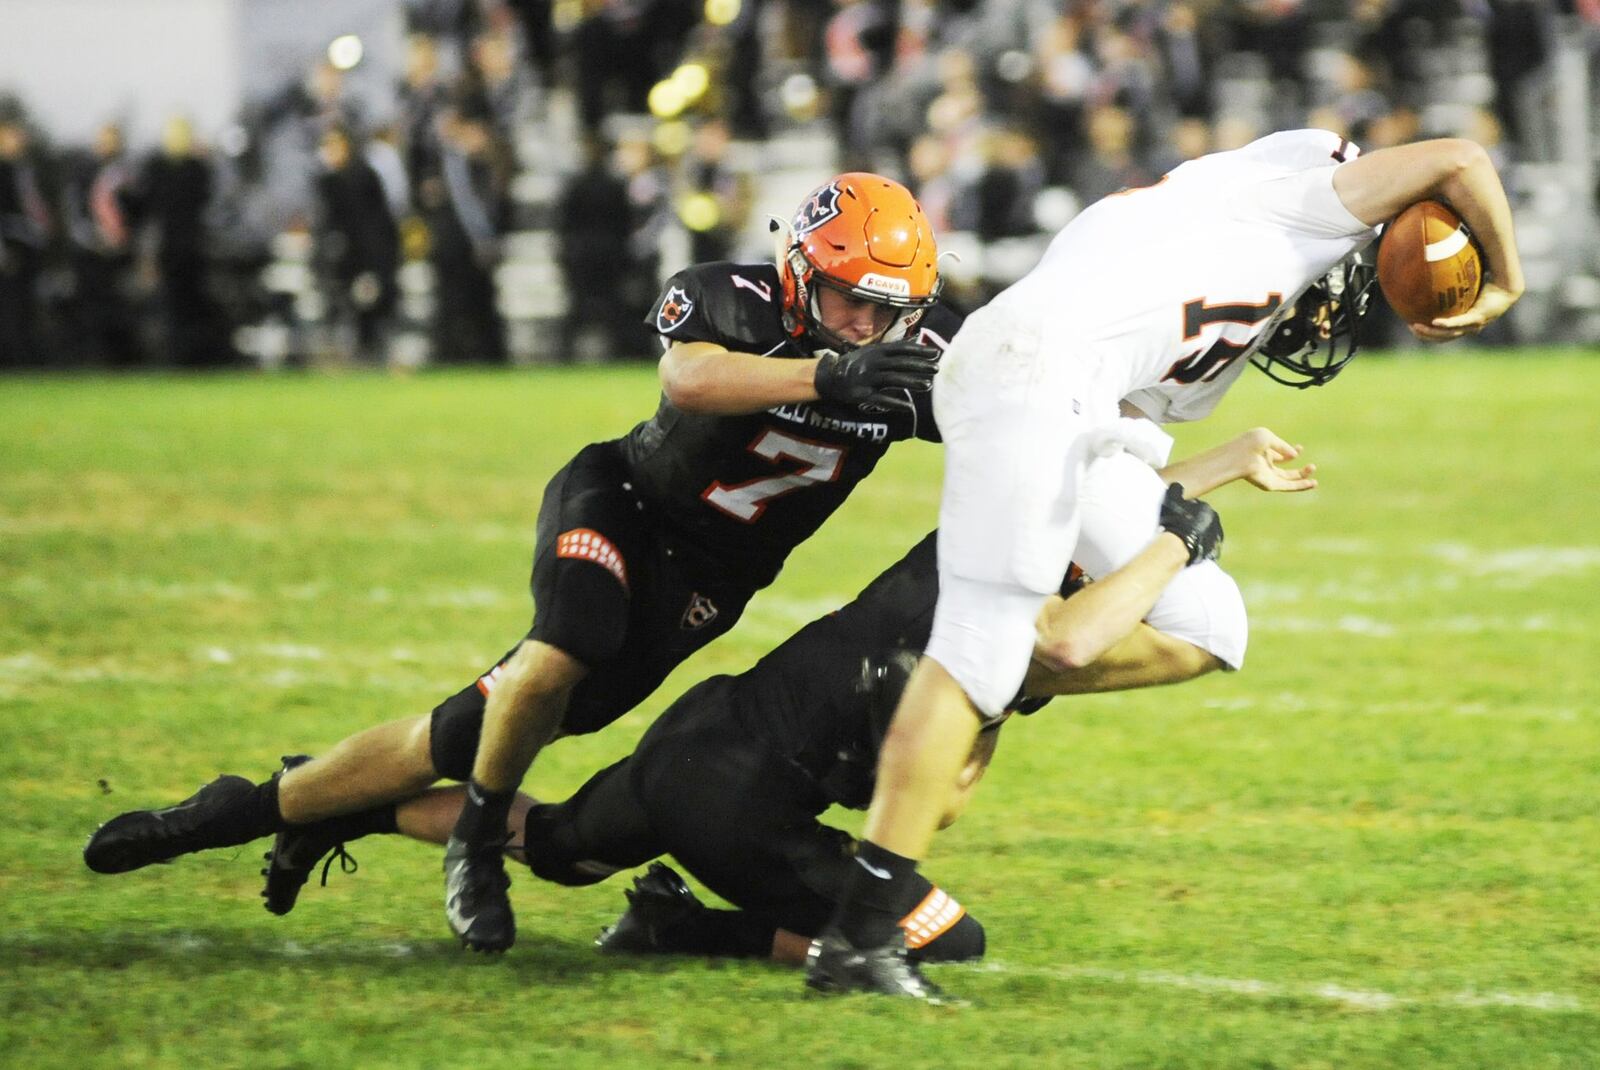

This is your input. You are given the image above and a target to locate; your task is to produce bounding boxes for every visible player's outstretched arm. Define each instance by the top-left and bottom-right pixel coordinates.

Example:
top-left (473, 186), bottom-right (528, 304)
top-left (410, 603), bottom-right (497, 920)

top-left (659, 340), bottom-right (824, 414)
top-left (1025, 621), bottom-right (1221, 698)
top-left (660, 338), bottom-right (939, 415)
top-left (1331, 139), bottom-right (1523, 339)
top-left (1029, 538), bottom-right (1188, 674)
top-left (1157, 427), bottom-right (1316, 497)
top-left (1030, 486), bottom-right (1221, 673)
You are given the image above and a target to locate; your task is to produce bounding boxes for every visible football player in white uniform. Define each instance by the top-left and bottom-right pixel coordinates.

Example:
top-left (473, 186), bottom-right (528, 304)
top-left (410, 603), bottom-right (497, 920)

top-left (808, 130), bottom-right (1524, 1001)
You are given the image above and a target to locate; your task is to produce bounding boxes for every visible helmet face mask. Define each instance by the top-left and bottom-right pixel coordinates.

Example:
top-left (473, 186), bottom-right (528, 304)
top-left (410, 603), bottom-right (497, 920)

top-left (1251, 251), bottom-right (1375, 389)
top-left (777, 173), bottom-right (943, 354)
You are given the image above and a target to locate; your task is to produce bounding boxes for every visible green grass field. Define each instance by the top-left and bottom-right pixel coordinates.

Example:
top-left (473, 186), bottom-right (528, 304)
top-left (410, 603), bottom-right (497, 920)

top-left (2, 353), bottom-right (1597, 1069)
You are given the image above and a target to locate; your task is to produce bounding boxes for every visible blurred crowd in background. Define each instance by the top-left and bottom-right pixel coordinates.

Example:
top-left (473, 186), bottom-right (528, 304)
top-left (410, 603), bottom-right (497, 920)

top-left (1, 0), bottom-right (1597, 371)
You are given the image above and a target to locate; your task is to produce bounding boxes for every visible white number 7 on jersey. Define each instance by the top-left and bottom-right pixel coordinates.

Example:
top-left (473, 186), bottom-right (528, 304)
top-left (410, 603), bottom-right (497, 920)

top-left (702, 429), bottom-right (846, 522)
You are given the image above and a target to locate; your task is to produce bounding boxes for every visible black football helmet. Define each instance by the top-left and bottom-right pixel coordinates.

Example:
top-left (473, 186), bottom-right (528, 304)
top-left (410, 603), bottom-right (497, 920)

top-left (1251, 250), bottom-right (1376, 389)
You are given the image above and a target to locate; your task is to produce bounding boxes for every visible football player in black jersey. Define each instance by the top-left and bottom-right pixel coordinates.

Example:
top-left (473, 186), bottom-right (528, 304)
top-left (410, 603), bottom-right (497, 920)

top-left (377, 503), bottom-right (1219, 970)
top-left (80, 174), bottom-right (958, 955)
top-left (86, 426), bottom-right (1310, 970)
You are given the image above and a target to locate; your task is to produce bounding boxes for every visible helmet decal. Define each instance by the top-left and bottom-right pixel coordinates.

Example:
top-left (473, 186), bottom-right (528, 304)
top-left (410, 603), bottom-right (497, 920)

top-left (792, 181), bottom-right (843, 236)
top-left (777, 173), bottom-right (943, 354)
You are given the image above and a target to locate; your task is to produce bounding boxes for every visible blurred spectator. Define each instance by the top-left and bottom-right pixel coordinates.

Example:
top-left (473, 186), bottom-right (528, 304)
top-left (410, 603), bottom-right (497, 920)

top-left (960, 126), bottom-right (1043, 241)
top-left (1213, 114), bottom-right (1263, 152)
top-left (576, 0), bottom-right (668, 135)
top-left (256, 60), bottom-right (362, 146)
top-left (715, 0), bottom-right (769, 139)
top-left (315, 127), bottom-right (401, 364)
top-left (1158, 2), bottom-right (1211, 119)
top-left (1464, 105), bottom-right (1511, 171)
top-left (823, 0), bottom-right (899, 169)
top-left (1035, 13), bottom-right (1095, 182)
top-left (925, 49), bottom-right (988, 187)
top-left (1483, 0), bottom-right (1553, 147)
top-left (614, 129), bottom-right (672, 357)
top-left (142, 117), bottom-right (232, 367)
top-left (1321, 52), bottom-right (1392, 137)
top-left (0, 0), bottom-right (1588, 369)
top-left (407, 0), bottom-right (482, 52)
top-left (469, 21), bottom-right (533, 139)
top-left (1225, 0), bottom-right (1314, 88)
top-left (907, 132), bottom-right (958, 235)
top-left (1089, 18), bottom-right (1160, 121)
top-left (303, 60), bottom-right (363, 135)
top-left (365, 123), bottom-right (413, 222)
top-left (1353, 0), bottom-right (1455, 102)
top-left (680, 117), bottom-right (752, 264)
top-left (576, 130), bottom-right (675, 358)
top-left (1361, 105), bottom-right (1422, 152)
top-left (1069, 104), bottom-right (1153, 206)
top-left (1148, 115), bottom-right (1213, 175)
top-left (63, 123), bottom-right (143, 366)
top-left (0, 109), bottom-right (52, 367)
top-left (399, 34), bottom-right (450, 193)
top-left (556, 135), bottom-right (634, 360)
top-left (508, 0), bottom-right (559, 89)
top-left (422, 105), bottom-right (509, 363)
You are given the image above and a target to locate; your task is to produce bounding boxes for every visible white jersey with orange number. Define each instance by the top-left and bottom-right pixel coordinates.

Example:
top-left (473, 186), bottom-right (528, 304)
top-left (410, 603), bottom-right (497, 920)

top-left (996, 128), bottom-right (1380, 424)
top-left (925, 130), bottom-right (1382, 715)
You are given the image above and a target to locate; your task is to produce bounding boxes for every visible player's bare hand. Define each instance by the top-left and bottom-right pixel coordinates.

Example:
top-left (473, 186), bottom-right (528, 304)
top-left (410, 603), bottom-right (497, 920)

top-left (1412, 281), bottom-right (1521, 342)
top-left (1236, 427), bottom-right (1317, 493)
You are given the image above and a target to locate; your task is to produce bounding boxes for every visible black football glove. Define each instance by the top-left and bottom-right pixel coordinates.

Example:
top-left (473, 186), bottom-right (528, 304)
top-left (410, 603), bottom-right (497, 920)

top-left (813, 340), bottom-right (940, 413)
top-left (1158, 482), bottom-right (1224, 565)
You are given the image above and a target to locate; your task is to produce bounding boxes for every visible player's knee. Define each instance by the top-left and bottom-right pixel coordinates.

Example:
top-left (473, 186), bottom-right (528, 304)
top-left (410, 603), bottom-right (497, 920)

top-left (529, 555), bottom-right (631, 667)
top-left (910, 911), bottom-right (985, 964)
top-left (926, 575), bottom-right (1044, 718)
top-left (428, 703), bottom-right (480, 782)
top-left (500, 640), bottom-right (588, 698)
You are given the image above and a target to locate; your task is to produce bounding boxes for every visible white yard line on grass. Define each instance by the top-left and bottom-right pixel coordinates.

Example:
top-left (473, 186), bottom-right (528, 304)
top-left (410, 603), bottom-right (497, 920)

top-left (970, 961), bottom-right (1591, 1014)
top-left (5, 930), bottom-right (1588, 1014)
top-left (1429, 544), bottom-right (1600, 585)
top-left (1197, 692), bottom-right (1585, 721)
top-left (1251, 613), bottom-right (1583, 638)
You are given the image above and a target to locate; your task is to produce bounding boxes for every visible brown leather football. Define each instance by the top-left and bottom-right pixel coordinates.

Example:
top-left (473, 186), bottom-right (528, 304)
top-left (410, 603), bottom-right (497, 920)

top-left (1376, 200), bottom-right (1482, 324)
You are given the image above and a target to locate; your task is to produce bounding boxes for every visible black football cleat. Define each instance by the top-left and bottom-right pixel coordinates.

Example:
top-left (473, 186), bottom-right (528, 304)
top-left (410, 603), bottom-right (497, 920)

top-left (444, 834), bottom-right (515, 953)
top-left (595, 863), bottom-right (706, 954)
top-left (259, 755), bottom-right (360, 917)
top-left (84, 774), bottom-right (257, 874)
top-left (805, 929), bottom-right (957, 1004)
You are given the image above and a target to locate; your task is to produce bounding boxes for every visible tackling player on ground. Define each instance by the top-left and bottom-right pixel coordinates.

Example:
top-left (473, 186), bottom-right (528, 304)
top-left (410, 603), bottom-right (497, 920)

top-left (81, 174), bottom-right (955, 955)
top-left (89, 427), bottom-right (1316, 963)
top-left (809, 131), bottom-right (1524, 1001)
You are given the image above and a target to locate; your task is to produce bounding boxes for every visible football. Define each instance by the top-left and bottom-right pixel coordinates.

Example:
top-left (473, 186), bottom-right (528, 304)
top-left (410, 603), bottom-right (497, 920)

top-left (1376, 200), bottom-right (1482, 324)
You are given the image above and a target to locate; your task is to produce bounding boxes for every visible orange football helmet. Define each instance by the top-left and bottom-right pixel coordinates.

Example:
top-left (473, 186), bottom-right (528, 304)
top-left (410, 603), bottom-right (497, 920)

top-left (777, 172), bottom-right (943, 354)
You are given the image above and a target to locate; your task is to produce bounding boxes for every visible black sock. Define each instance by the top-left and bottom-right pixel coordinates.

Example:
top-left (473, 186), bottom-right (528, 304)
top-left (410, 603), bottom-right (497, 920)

top-left (834, 840), bottom-right (921, 949)
top-left (661, 910), bottom-right (775, 958)
top-left (244, 776), bottom-right (287, 839)
top-left (454, 780), bottom-right (515, 846)
top-left (319, 803), bottom-right (399, 841)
